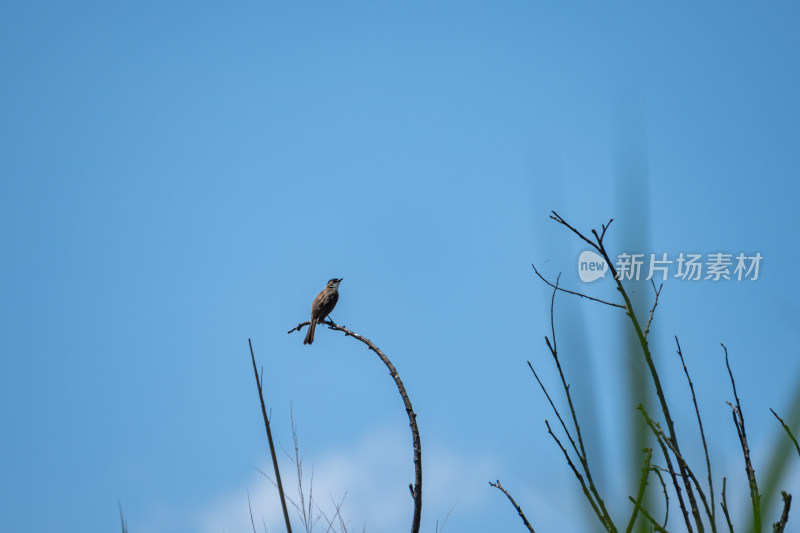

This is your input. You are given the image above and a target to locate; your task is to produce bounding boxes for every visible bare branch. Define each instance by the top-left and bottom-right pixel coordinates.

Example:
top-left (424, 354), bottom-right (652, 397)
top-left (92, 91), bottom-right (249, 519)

top-left (721, 477), bottom-right (734, 533)
top-left (288, 321), bottom-right (311, 334)
top-left (288, 321), bottom-right (422, 533)
top-left (638, 405), bottom-right (695, 533)
top-left (773, 491), bottom-right (792, 533)
top-left (649, 466), bottom-right (670, 528)
top-left (644, 281), bottom-right (663, 338)
top-left (548, 215), bottom-right (689, 489)
top-left (550, 211), bottom-right (603, 252)
top-left (598, 218), bottom-right (614, 244)
top-left (528, 359), bottom-right (581, 456)
top-left (331, 493), bottom-right (349, 533)
top-left (249, 339), bottom-right (293, 533)
top-left (529, 278), bottom-right (615, 530)
top-left (248, 490), bottom-right (258, 533)
top-left (550, 212), bottom-right (702, 533)
top-left (675, 337), bottom-right (716, 529)
top-left (544, 420), bottom-right (607, 528)
top-left (531, 263), bottom-right (624, 309)
top-left (723, 344), bottom-right (761, 532)
top-left (317, 492), bottom-right (349, 533)
top-left (489, 480), bottom-right (535, 533)
top-left (628, 496), bottom-right (669, 533)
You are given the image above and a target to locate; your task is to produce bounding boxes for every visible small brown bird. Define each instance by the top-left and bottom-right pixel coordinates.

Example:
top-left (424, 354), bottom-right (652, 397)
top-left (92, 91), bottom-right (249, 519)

top-left (304, 278), bottom-right (343, 345)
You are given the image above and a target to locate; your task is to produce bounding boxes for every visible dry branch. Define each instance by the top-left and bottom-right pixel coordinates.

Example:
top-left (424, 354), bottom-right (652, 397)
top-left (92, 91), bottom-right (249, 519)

top-left (721, 477), bottom-right (734, 533)
top-left (527, 276), bottom-right (616, 531)
top-left (644, 281), bottom-right (663, 338)
top-left (530, 263), bottom-right (624, 309)
top-left (288, 320), bottom-right (423, 533)
top-left (489, 480), bottom-right (536, 533)
top-left (773, 492), bottom-right (792, 533)
top-left (675, 337), bottom-right (716, 530)
top-left (723, 343), bottom-right (761, 532)
top-left (249, 338), bottom-right (293, 533)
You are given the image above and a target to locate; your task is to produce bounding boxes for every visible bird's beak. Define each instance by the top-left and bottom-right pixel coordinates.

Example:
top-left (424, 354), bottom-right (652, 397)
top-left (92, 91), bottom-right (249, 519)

top-left (337, 278), bottom-right (344, 282)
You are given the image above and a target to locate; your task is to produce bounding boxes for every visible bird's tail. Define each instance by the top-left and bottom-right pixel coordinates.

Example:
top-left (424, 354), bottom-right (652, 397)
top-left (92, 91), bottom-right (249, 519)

top-left (303, 319), bottom-right (316, 345)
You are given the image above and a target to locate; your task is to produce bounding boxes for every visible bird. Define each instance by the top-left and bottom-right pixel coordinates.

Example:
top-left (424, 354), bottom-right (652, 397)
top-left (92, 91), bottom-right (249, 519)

top-left (304, 278), bottom-right (343, 345)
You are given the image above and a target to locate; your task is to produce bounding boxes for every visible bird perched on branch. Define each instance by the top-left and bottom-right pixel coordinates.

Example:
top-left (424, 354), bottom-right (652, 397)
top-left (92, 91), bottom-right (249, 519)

top-left (304, 278), bottom-right (343, 345)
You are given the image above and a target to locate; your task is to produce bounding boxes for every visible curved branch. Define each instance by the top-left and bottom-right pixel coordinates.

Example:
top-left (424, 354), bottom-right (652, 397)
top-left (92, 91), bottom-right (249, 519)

top-left (288, 320), bottom-right (423, 533)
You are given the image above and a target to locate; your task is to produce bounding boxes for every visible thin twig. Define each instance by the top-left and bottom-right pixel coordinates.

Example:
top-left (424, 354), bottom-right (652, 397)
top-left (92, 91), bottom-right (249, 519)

top-left (118, 501), bottom-right (128, 533)
top-left (723, 343), bottom-right (761, 532)
top-left (625, 448), bottom-right (653, 533)
top-left (549, 211), bottom-right (606, 252)
top-left (249, 339), bottom-right (293, 533)
top-left (721, 477), bottom-right (734, 533)
top-left (332, 493), bottom-right (349, 533)
top-left (436, 501), bottom-right (458, 533)
top-left (248, 490), bottom-right (258, 533)
top-left (286, 408), bottom-right (318, 532)
top-left (650, 461), bottom-right (715, 533)
top-left (288, 322), bottom-right (309, 334)
top-left (676, 337), bottom-right (716, 531)
top-left (770, 408), bottom-right (800, 459)
top-left (772, 491), bottom-right (792, 533)
top-left (545, 277), bottom-right (615, 529)
top-left (628, 496), bottom-right (669, 533)
top-left (530, 263), bottom-right (624, 309)
top-left (644, 281), bottom-right (663, 338)
top-left (528, 279), bottom-right (581, 461)
top-left (638, 405), bottom-right (694, 533)
top-left (650, 466), bottom-right (670, 528)
top-left (532, 278), bottom-right (615, 531)
top-left (544, 420), bottom-right (607, 528)
top-left (648, 413), bottom-right (712, 532)
top-left (489, 480), bottom-right (535, 533)
top-left (527, 361), bottom-right (581, 462)
top-left (317, 492), bottom-right (349, 533)
top-left (256, 464), bottom-right (308, 528)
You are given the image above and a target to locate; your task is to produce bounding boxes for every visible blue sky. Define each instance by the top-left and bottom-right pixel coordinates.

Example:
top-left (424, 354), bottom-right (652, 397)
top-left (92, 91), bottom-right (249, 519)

top-left (2, 3), bottom-right (799, 532)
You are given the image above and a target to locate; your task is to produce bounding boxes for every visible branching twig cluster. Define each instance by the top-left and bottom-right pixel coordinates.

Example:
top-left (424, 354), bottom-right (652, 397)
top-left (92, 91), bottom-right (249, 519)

top-left (494, 212), bottom-right (799, 533)
top-left (250, 401), bottom-right (355, 532)
top-left (526, 274), bottom-right (616, 531)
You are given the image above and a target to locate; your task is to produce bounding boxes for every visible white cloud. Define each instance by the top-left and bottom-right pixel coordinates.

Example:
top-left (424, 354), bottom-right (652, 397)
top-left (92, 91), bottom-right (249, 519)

top-left (195, 426), bottom-right (498, 532)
